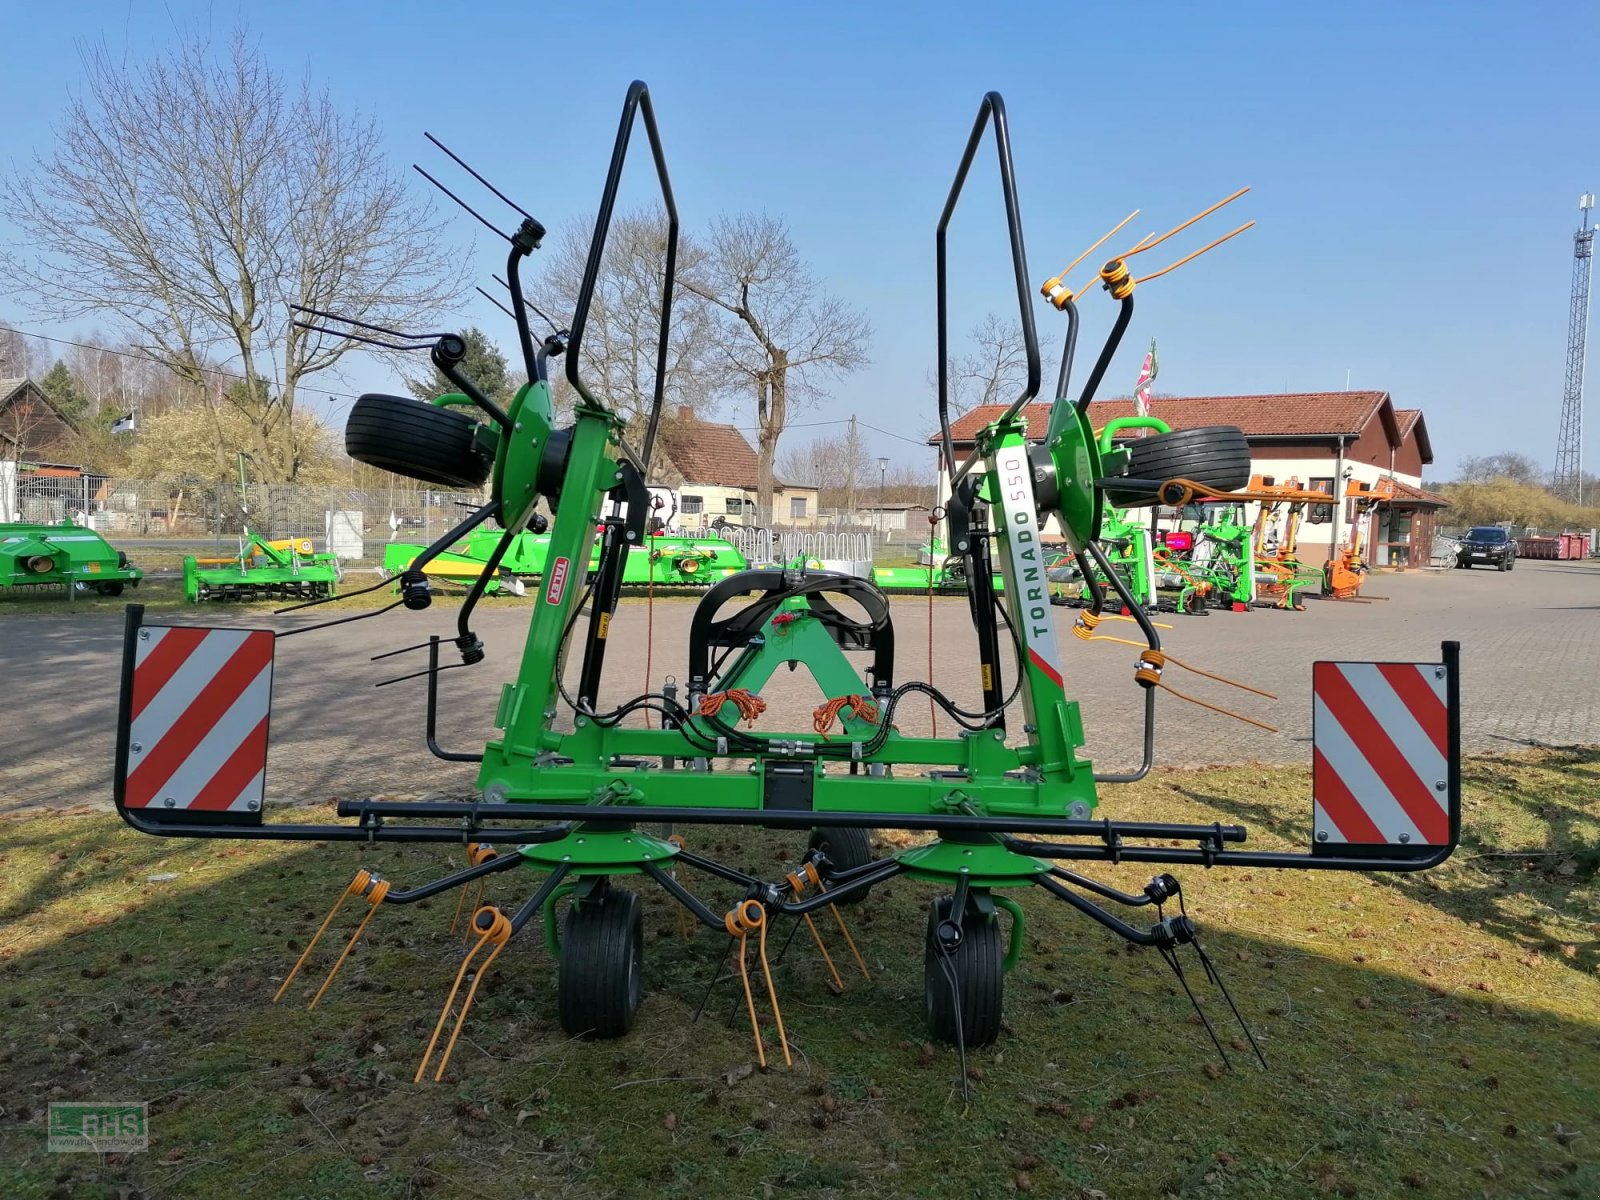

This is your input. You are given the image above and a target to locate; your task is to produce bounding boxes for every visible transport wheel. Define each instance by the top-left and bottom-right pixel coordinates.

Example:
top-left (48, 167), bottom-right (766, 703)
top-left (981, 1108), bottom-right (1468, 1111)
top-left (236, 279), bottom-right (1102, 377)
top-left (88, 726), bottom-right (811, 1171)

top-left (345, 393), bottom-right (493, 489)
top-left (95, 581), bottom-right (124, 596)
top-left (923, 896), bottom-right (1004, 1048)
top-left (807, 826), bottom-right (874, 905)
top-left (1108, 426), bottom-right (1252, 508)
top-left (558, 886), bottom-right (643, 1039)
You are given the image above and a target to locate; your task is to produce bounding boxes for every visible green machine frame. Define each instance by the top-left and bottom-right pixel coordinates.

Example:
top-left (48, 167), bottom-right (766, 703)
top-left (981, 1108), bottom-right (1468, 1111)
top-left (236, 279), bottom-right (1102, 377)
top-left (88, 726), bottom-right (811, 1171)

top-left (113, 84), bottom-right (1465, 1075)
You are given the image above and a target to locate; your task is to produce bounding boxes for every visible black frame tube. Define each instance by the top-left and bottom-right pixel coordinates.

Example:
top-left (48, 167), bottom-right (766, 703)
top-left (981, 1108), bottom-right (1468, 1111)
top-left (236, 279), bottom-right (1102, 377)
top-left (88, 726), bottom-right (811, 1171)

top-left (426, 637), bottom-right (485, 762)
top-left (382, 850), bottom-right (526, 904)
top-left (566, 80), bottom-right (679, 472)
top-left (509, 865), bottom-right (574, 934)
top-left (1075, 294), bottom-right (1134, 412)
top-left (936, 92), bottom-right (1041, 487)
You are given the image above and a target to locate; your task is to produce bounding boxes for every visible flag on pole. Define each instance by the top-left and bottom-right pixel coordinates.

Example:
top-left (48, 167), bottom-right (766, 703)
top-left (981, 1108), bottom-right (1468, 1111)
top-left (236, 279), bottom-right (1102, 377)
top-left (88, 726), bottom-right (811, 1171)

top-left (111, 412), bottom-right (136, 434)
top-left (1133, 339), bottom-right (1158, 418)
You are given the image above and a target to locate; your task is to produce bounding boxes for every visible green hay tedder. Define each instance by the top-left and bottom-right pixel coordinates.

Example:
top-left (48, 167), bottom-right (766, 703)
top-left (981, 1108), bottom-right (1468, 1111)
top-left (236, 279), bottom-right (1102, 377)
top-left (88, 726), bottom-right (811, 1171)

top-left (113, 85), bottom-right (1464, 1089)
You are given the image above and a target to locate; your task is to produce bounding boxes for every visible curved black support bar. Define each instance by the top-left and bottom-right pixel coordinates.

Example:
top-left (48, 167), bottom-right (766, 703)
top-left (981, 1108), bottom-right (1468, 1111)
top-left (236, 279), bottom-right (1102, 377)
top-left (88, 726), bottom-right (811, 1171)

top-left (672, 848), bottom-right (769, 890)
top-left (382, 849), bottom-right (526, 904)
top-left (567, 80), bottom-right (679, 471)
top-left (641, 860), bottom-right (729, 931)
top-left (1043, 864), bottom-right (1157, 907)
top-left (506, 233), bottom-right (541, 387)
top-left (508, 864), bottom-right (573, 935)
top-left (1036, 873), bottom-right (1168, 945)
top-left (937, 91), bottom-right (1041, 486)
top-left (426, 637), bottom-right (486, 762)
top-left (777, 860), bottom-right (904, 915)
top-left (1075, 293), bottom-right (1134, 412)
top-left (456, 524), bottom-right (518, 647)
top-left (434, 339), bottom-right (512, 432)
top-left (1053, 297), bottom-right (1081, 404)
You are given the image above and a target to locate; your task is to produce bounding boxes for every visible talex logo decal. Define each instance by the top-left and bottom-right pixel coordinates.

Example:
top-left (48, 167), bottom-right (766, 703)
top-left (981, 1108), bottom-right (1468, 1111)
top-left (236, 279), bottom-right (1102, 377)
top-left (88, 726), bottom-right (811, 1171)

top-left (545, 557), bottom-right (570, 605)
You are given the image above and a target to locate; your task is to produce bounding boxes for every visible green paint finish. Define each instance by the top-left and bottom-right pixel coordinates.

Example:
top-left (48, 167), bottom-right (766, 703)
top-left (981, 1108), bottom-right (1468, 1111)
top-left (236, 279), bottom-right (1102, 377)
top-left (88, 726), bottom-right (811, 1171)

top-left (992, 894), bottom-right (1027, 971)
top-left (895, 837), bottom-right (1051, 888)
top-left (1, 519), bottom-right (144, 595)
top-left (516, 828), bottom-right (681, 873)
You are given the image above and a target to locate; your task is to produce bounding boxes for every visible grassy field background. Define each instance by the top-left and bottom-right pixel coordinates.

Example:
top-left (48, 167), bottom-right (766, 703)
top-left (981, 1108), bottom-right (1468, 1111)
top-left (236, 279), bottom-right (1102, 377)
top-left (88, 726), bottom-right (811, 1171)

top-left (1, 750), bottom-right (1596, 1199)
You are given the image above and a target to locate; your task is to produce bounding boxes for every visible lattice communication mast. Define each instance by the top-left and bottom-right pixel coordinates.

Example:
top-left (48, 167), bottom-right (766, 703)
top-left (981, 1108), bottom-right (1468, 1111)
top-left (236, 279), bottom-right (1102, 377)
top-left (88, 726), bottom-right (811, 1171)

top-left (1553, 194), bottom-right (1595, 504)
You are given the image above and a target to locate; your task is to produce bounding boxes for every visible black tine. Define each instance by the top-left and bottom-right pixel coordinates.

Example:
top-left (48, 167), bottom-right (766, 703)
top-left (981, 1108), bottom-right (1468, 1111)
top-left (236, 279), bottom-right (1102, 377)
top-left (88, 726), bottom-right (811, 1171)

top-left (476, 287), bottom-right (518, 321)
top-left (425, 132), bottom-right (535, 221)
top-left (414, 164), bottom-right (512, 243)
top-left (1160, 945), bottom-right (1231, 1071)
top-left (275, 572), bottom-right (397, 614)
top-left (692, 937), bottom-right (735, 1024)
top-left (371, 639), bottom-right (440, 662)
top-left (291, 322), bottom-right (434, 354)
top-left (291, 306), bottom-right (452, 342)
top-left (492, 274), bottom-right (563, 334)
top-left (935, 947), bottom-right (971, 1103)
top-left (1191, 939), bottom-right (1269, 1069)
top-left (375, 661), bottom-right (469, 690)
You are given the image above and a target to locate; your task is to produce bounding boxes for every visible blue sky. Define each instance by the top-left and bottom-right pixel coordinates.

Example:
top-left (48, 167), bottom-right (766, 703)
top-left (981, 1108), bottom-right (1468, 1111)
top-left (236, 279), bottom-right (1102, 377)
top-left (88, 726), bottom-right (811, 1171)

top-left (1, 0), bottom-right (1595, 480)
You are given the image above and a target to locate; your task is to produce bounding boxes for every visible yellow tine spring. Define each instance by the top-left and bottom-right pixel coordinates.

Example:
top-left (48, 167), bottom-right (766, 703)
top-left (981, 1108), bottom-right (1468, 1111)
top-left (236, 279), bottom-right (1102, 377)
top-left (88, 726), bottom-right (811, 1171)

top-left (1121, 187), bottom-right (1250, 260)
top-left (1042, 209), bottom-right (1140, 305)
top-left (309, 879), bottom-right (389, 1009)
top-left (415, 907), bottom-right (510, 1083)
top-left (1134, 221), bottom-right (1255, 285)
top-left (273, 869), bottom-right (369, 1004)
top-left (752, 905), bottom-right (792, 1067)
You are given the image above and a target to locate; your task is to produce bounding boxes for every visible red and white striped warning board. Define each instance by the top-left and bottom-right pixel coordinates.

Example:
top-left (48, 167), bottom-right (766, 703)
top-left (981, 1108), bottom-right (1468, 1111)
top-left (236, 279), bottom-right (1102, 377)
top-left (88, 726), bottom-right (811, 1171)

top-left (122, 626), bottom-right (275, 815)
top-left (1312, 660), bottom-right (1450, 847)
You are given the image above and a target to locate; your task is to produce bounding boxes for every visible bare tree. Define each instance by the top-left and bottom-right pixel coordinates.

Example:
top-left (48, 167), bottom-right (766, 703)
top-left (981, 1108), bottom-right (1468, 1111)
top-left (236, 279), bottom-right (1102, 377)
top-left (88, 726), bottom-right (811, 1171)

top-left (0, 30), bottom-right (460, 481)
top-left (530, 208), bottom-right (720, 475)
top-left (684, 214), bottom-right (871, 521)
top-left (940, 311), bottom-right (1057, 417)
top-left (777, 424), bottom-right (874, 510)
top-left (0, 324), bottom-right (35, 379)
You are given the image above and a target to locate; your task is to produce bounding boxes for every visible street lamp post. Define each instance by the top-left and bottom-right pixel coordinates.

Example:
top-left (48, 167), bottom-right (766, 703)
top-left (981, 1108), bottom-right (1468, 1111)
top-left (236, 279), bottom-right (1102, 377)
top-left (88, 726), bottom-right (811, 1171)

top-left (877, 457), bottom-right (889, 538)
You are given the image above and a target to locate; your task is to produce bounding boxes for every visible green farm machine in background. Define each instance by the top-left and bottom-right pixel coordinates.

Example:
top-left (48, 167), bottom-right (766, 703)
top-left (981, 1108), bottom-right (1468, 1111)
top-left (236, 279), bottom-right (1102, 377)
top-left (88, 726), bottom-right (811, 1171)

top-left (182, 456), bottom-right (341, 602)
top-left (0, 518), bottom-right (143, 596)
top-left (114, 85), bottom-right (1465, 1087)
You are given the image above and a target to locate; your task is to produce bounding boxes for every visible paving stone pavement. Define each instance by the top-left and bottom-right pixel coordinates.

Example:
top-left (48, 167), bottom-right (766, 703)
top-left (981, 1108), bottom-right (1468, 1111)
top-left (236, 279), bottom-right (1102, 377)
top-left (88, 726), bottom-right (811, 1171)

top-left (1, 559), bottom-right (1595, 814)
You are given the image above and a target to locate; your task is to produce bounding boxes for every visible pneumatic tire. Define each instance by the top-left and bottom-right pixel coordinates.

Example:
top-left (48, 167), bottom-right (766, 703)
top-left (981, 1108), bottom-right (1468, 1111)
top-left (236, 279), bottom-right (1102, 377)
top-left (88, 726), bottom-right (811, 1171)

top-left (807, 826), bottom-right (875, 905)
top-left (923, 896), bottom-right (1004, 1048)
top-left (558, 886), bottom-right (644, 1039)
top-left (1108, 426), bottom-right (1253, 508)
top-left (345, 393), bottom-right (493, 489)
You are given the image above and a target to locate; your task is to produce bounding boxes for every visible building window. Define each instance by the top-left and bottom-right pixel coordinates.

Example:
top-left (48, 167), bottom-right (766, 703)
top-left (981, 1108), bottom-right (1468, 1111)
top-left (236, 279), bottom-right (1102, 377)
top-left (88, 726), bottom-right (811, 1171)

top-left (680, 494), bottom-right (703, 515)
top-left (1307, 477), bottom-right (1334, 524)
top-left (725, 497), bottom-right (744, 514)
top-left (790, 496), bottom-right (807, 519)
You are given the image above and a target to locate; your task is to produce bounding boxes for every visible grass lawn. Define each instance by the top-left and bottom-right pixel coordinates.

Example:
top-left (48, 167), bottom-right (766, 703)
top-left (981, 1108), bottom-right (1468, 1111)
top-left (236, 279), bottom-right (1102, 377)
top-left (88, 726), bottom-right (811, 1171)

top-left (1, 750), bottom-right (1595, 1199)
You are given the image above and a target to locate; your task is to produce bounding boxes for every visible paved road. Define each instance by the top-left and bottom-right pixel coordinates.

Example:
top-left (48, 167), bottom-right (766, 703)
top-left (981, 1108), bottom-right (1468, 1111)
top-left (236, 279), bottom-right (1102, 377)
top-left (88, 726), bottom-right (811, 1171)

top-left (1, 560), bottom-right (1595, 813)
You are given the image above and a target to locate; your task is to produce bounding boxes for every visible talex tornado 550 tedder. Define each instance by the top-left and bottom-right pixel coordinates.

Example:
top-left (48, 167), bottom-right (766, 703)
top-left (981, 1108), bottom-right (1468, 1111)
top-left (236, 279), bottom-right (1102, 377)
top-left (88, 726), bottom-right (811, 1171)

top-left (113, 83), bottom-right (1464, 1083)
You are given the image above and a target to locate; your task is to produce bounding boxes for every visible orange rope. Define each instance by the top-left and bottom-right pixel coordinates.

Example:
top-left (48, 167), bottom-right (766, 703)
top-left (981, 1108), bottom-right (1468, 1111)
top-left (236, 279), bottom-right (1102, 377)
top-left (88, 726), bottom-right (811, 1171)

top-left (698, 688), bottom-right (766, 723)
top-left (812, 694), bottom-right (880, 738)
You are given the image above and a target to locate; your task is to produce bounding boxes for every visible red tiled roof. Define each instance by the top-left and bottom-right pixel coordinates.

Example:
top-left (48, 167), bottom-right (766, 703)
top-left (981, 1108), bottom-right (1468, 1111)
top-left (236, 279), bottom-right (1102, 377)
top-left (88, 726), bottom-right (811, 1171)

top-left (1394, 408), bottom-right (1433, 464)
top-left (658, 419), bottom-right (785, 490)
top-left (933, 391), bottom-right (1400, 445)
top-left (1388, 479), bottom-right (1450, 507)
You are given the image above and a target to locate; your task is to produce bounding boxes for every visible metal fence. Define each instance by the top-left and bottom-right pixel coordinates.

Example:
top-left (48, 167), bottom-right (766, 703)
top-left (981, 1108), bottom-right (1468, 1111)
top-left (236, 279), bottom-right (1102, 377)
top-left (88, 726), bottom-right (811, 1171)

top-left (712, 525), bottom-right (877, 565)
top-left (5, 473), bottom-right (944, 566)
top-left (5, 474), bottom-right (486, 563)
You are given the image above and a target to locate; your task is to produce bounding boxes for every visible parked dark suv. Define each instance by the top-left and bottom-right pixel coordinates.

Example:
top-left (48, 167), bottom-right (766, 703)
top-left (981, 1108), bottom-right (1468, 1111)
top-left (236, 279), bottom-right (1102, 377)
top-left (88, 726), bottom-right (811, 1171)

top-left (1456, 526), bottom-right (1516, 571)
